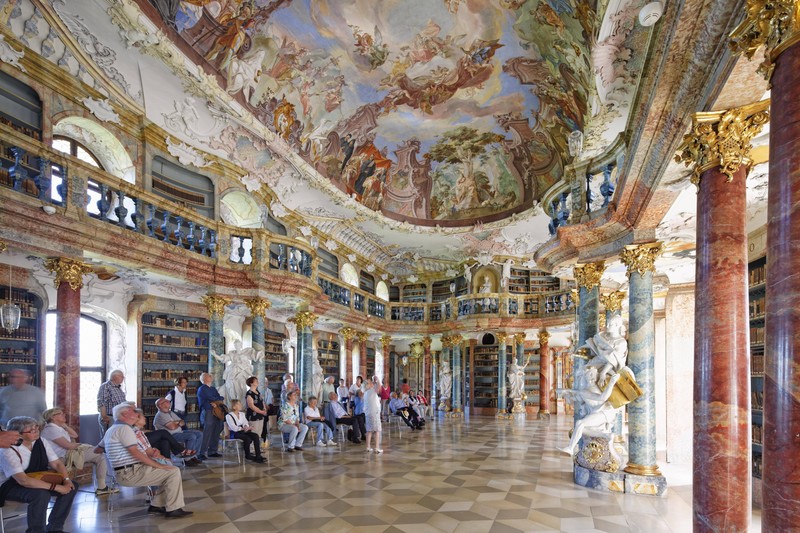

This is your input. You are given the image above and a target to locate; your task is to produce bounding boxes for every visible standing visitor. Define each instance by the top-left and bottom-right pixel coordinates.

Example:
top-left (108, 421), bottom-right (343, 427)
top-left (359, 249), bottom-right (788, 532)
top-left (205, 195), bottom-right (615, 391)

top-left (96, 369), bottom-right (126, 436)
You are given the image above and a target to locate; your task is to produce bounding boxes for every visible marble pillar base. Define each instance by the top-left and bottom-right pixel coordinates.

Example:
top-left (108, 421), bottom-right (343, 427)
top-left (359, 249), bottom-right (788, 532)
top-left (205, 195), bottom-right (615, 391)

top-left (438, 399), bottom-right (451, 412)
top-left (624, 473), bottom-right (668, 496)
top-left (496, 409), bottom-right (513, 419)
top-left (511, 398), bottom-right (526, 413)
top-left (537, 410), bottom-right (551, 421)
top-left (573, 465), bottom-right (667, 497)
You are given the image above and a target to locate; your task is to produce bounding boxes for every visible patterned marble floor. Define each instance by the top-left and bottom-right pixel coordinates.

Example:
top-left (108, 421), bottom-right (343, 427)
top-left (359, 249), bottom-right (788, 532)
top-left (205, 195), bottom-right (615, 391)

top-left (3, 415), bottom-right (761, 532)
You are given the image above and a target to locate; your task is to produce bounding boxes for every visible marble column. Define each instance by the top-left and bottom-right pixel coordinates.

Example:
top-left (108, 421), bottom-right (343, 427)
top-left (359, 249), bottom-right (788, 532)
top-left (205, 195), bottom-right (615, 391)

top-left (202, 295), bottom-right (231, 387)
top-left (431, 351), bottom-right (438, 410)
top-left (620, 243), bottom-right (664, 481)
top-left (45, 258), bottom-right (91, 430)
top-left (422, 336), bottom-right (432, 397)
top-left (244, 298), bottom-right (271, 396)
top-left (537, 330), bottom-right (551, 420)
top-left (380, 335), bottom-right (392, 383)
top-left (340, 327), bottom-right (356, 384)
top-left (573, 262), bottom-right (605, 421)
top-left (764, 35), bottom-right (800, 531)
top-left (496, 333), bottom-right (510, 418)
top-left (357, 331), bottom-right (369, 380)
top-left (439, 339), bottom-right (451, 411)
top-left (451, 335), bottom-right (463, 415)
top-left (676, 101), bottom-right (769, 525)
top-left (290, 311), bottom-right (316, 404)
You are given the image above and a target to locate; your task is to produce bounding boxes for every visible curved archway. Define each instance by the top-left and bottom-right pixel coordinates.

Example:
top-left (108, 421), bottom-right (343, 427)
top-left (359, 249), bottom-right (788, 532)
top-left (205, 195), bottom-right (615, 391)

top-left (375, 280), bottom-right (389, 301)
top-left (220, 189), bottom-right (262, 228)
top-left (53, 117), bottom-right (135, 183)
top-left (340, 263), bottom-right (358, 287)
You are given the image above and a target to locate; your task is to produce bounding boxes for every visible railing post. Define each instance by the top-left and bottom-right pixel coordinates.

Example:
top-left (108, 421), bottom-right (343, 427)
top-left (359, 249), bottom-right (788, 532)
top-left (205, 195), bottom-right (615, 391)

top-left (132, 197), bottom-right (144, 233)
top-left (174, 215), bottom-right (184, 248)
top-left (97, 183), bottom-right (110, 219)
top-left (146, 204), bottom-right (156, 237)
top-left (115, 190), bottom-right (128, 228)
top-left (161, 210), bottom-right (171, 242)
top-left (186, 220), bottom-right (195, 251)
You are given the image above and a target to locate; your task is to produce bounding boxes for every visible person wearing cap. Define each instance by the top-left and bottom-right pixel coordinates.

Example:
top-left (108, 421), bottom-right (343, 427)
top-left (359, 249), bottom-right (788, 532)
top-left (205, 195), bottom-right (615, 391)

top-left (153, 398), bottom-right (203, 466)
top-left (321, 376), bottom-right (336, 407)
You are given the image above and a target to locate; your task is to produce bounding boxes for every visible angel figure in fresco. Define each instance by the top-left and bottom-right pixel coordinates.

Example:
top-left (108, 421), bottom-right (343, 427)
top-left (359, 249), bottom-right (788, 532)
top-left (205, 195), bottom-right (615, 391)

top-left (204, 2), bottom-right (256, 71)
top-left (273, 98), bottom-right (295, 140)
top-left (350, 25), bottom-right (390, 70)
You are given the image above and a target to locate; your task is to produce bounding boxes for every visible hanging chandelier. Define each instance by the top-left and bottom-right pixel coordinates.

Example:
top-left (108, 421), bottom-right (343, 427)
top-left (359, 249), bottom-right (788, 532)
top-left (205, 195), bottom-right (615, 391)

top-left (0, 265), bottom-right (21, 334)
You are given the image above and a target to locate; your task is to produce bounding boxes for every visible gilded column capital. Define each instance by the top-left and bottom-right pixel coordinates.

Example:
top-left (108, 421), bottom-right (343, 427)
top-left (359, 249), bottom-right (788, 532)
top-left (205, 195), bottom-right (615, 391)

top-left (289, 311), bottom-right (317, 330)
top-left (537, 330), bottom-right (550, 345)
top-left (339, 326), bottom-right (357, 340)
top-left (730, 0), bottom-right (800, 81)
top-left (355, 331), bottom-right (369, 344)
top-left (495, 332), bottom-right (508, 344)
top-left (440, 335), bottom-right (452, 348)
top-left (0, 241), bottom-right (7, 254)
top-left (600, 291), bottom-right (625, 312)
top-left (422, 336), bottom-right (432, 349)
top-left (243, 297), bottom-right (271, 319)
top-left (379, 334), bottom-right (392, 347)
top-left (675, 101), bottom-right (770, 186)
top-left (450, 334), bottom-right (463, 346)
top-left (44, 257), bottom-right (92, 291)
top-left (513, 333), bottom-right (527, 346)
top-left (573, 261), bottom-right (605, 290)
top-left (620, 242), bottom-right (664, 277)
top-left (201, 294), bottom-right (231, 317)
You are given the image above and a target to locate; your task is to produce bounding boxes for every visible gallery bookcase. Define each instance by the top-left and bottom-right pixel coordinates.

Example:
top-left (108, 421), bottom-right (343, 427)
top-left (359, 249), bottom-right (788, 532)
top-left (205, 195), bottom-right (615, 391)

top-left (0, 286), bottom-right (43, 387)
top-left (139, 312), bottom-right (209, 429)
top-left (263, 329), bottom-right (288, 402)
top-left (748, 255), bottom-right (766, 495)
top-left (469, 341), bottom-right (512, 415)
top-left (317, 335), bottom-right (340, 380)
top-left (521, 345), bottom-right (540, 412)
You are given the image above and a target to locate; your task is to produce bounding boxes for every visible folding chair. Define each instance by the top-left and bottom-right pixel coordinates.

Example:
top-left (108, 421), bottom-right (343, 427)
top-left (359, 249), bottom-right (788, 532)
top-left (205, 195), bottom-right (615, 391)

top-left (220, 426), bottom-right (244, 464)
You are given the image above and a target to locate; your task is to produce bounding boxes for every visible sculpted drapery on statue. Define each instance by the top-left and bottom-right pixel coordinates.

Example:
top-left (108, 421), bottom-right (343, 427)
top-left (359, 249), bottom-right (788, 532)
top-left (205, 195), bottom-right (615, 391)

top-left (507, 358), bottom-right (528, 400)
top-left (211, 339), bottom-right (264, 405)
top-left (311, 348), bottom-right (324, 400)
top-left (583, 314), bottom-right (628, 384)
top-left (438, 360), bottom-right (453, 404)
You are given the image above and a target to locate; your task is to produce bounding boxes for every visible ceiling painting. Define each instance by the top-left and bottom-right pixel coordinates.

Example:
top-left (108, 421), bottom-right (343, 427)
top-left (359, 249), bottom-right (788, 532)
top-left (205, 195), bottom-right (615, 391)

top-left (143, 0), bottom-right (595, 226)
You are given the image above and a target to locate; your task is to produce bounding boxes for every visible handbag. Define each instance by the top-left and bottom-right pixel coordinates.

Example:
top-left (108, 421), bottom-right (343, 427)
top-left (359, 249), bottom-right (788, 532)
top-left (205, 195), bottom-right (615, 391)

top-left (27, 471), bottom-right (65, 485)
top-left (211, 400), bottom-right (230, 421)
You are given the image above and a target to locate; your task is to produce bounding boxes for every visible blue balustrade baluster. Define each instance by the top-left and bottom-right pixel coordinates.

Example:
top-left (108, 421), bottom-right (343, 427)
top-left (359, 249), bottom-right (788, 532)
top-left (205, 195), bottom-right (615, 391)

top-left (600, 164), bottom-right (615, 207)
top-left (186, 221), bottom-right (196, 251)
top-left (585, 172), bottom-right (594, 213)
top-left (97, 184), bottom-right (111, 219)
top-left (56, 167), bottom-right (67, 202)
top-left (558, 192), bottom-right (570, 226)
top-left (237, 236), bottom-right (245, 263)
top-left (198, 226), bottom-right (208, 255)
top-left (115, 190), bottom-right (128, 228)
top-left (35, 158), bottom-right (50, 201)
top-left (548, 198), bottom-right (560, 236)
top-left (161, 210), bottom-right (171, 242)
top-left (174, 216), bottom-right (184, 248)
top-left (9, 147), bottom-right (28, 191)
top-left (131, 197), bottom-right (144, 233)
top-left (208, 230), bottom-right (217, 258)
top-left (146, 204), bottom-right (156, 237)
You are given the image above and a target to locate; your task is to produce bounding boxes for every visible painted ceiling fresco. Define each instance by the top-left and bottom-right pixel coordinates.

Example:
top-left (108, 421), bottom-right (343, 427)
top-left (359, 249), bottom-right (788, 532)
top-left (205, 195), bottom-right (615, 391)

top-left (144, 0), bottom-right (596, 226)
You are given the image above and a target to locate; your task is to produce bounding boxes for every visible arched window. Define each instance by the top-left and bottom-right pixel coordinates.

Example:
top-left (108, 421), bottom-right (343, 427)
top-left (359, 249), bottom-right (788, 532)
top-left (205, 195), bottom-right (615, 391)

top-left (340, 263), bottom-right (358, 287)
top-left (45, 312), bottom-right (107, 414)
top-left (52, 135), bottom-right (104, 169)
top-left (376, 281), bottom-right (389, 301)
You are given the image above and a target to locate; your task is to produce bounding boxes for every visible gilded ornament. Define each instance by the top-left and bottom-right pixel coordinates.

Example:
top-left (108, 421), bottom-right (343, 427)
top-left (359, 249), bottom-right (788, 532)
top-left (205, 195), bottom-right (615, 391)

top-left (243, 297), bottom-right (271, 318)
top-left (599, 313), bottom-right (607, 331)
top-left (496, 332), bottom-right (508, 344)
top-left (599, 291), bottom-right (625, 313)
top-left (513, 333), bottom-right (527, 346)
top-left (201, 294), bottom-right (231, 317)
top-left (620, 242), bottom-right (663, 277)
top-left (422, 336), bottom-right (432, 349)
top-left (355, 331), bottom-right (369, 344)
top-left (730, 0), bottom-right (800, 81)
top-left (0, 241), bottom-right (6, 254)
top-left (440, 335), bottom-right (452, 348)
top-left (379, 334), bottom-right (392, 347)
top-left (538, 330), bottom-right (550, 345)
top-left (339, 326), bottom-right (356, 340)
top-left (289, 311), bottom-right (317, 330)
top-left (44, 258), bottom-right (92, 291)
top-left (674, 102), bottom-right (769, 186)
top-left (410, 341), bottom-right (424, 358)
top-left (573, 262), bottom-right (605, 290)
top-left (450, 334), bottom-right (463, 346)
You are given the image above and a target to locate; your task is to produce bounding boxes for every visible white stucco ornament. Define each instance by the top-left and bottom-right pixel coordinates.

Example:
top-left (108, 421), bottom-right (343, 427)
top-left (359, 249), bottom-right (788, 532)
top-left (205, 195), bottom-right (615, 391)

top-left (166, 136), bottom-right (212, 168)
top-left (325, 239), bottom-right (338, 251)
top-left (347, 253), bottom-right (357, 262)
top-left (381, 273), bottom-right (389, 281)
top-left (82, 97), bottom-right (121, 124)
top-left (407, 275), bottom-right (419, 283)
top-left (300, 226), bottom-right (312, 236)
top-left (270, 200), bottom-right (288, 218)
top-left (366, 264), bottom-right (375, 273)
top-left (0, 35), bottom-right (26, 72)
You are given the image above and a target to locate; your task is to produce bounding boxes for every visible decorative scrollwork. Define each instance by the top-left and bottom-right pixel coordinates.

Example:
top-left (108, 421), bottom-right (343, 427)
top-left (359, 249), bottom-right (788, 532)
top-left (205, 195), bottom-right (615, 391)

top-left (44, 257), bottom-right (92, 291)
top-left (537, 330), bottom-right (550, 345)
top-left (289, 311), bottom-right (317, 330)
top-left (201, 294), bottom-right (231, 317)
top-left (620, 242), bottom-right (663, 277)
top-left (379, 334), bottom-right (392, 347)
top-left (355, 331), bottom-right (369, 344)
top-left (495, 332), bottom-right (508, 344)
top-left (730, 0), bottom-right (800, 81)
top-left (513, 333), bottom-right (527, 346)
top-left (339, 327), bottom-right (356, 340)
top-left (599, 291), bottom-right (625, 313)
top-left (243, 298), bottom-right (271, 318)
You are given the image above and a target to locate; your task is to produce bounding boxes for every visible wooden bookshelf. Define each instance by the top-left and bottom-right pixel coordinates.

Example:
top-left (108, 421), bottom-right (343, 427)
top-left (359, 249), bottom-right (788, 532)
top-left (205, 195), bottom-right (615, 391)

top-left (748, 255), bottom-right (766, 487)
top-left (317, 335), bottom-right (340, 380)
top-left (0, 286), bottom-right (43, 387)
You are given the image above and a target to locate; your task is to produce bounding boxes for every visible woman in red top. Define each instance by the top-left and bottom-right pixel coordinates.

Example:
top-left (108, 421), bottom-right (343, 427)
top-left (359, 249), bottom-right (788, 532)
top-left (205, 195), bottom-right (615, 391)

top-left (379, 378), bottom-right (392, 421)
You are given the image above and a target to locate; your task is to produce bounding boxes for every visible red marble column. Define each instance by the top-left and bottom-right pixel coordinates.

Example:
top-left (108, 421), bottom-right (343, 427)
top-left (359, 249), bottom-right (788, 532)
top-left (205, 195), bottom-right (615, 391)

top-left (345, 338), bottom-right (354, 384)
top-left (693, 164), bottom-right (750, 531)
top-left (538, 331), bottom-right (551, 420)
top-left (357, 332), bottom-right (368, 380)
top-left (763, 39), bottom-right (800, 531)
top-left (380, 336), bottom-right (392, 383)
top-left (422, 337), bottom-right (432, 397)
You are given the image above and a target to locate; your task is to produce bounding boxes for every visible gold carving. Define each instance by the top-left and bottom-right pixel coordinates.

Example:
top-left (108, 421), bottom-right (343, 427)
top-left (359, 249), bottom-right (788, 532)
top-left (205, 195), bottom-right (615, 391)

top-left (599, 291), bottom-right (625, 313)
top-left (624, 462), bottom-right (663, 477)
top-left (339, 326), bottom-right (356, 340)
top-left (730, 0), bottom-right (800, 81)
top-left (537, 330), bottom-right (550, 345)
top-left (620, 242), bottom-right (664, 277)
top-left (379, 334), bottom-right (392, 347)
top-left (422, 336), bottom-right (432, 349)
top-left (608, 481), bottom-right (625, 492)
top-left (289, 311), bottom-right (317, 330)
top-left (201, 294), bottom-right (231, 317)
top-left (355, 331), bottom-right (369, 344)
top-left (243, 298), bottom-right (271, 319)
top-left (450, 334), bottom-right (463, 346)
top-left (675, 102), bottom-right (770, 186)
top-left (44, 258), bottom-right (92, 291)
top-left (495, 332), bottom-right (508, 344)
top-left (573, 262), bottom-right (605, 290)
top-left (441, 335), bottom-right (453, 348)
top-left (599, 313), bottom-right (606, 331)
top-left (514, 333), bottom-right (527, 346)
top-left (0, 241), bottom-right (6, 254)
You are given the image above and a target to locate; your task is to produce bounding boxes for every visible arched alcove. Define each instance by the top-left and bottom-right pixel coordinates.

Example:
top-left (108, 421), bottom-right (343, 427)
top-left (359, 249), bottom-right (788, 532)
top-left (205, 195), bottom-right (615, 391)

top-left (375, 280), bottom-right (389, 301)
top-left (52, 117), bottom-right (135, 183)
top-left (220, 189), bottom-right (262, 228)
top-left (340, 263), bottom-right (358, 287)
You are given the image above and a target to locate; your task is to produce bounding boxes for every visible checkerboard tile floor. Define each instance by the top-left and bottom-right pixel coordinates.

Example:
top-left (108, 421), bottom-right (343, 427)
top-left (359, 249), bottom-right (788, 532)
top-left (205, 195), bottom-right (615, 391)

top-left (3, 414), bottom-right (759, 532)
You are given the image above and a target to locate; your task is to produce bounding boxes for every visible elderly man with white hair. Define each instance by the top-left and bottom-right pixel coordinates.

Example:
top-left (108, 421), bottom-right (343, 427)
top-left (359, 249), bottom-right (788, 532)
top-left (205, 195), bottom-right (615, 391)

top-left (103, 402), bottom-right (193, 518)
top-left (153, 398), bottom-right (204, 466)
top-left (97, 369), bottom-right (126, 436)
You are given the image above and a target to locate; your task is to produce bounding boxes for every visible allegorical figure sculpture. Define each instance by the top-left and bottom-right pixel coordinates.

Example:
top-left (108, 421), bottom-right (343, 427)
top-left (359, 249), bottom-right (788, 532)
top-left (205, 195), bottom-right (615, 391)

top-left (583, 314), bottom-right (628, 383)
top-left (211, 340), bottom-right (264, 406)
top-left (311, 349), bottom-right (324, 401)
top-left (507, 359), bottom-right (527, 400)
top-left (558, 367), bottom-right (621, 455)
top-left (438, 360), bottom-right (452, 409)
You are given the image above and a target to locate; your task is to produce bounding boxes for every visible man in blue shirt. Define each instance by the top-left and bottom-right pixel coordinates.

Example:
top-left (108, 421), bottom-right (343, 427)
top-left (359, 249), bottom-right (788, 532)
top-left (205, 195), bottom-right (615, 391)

top-left (389, 392), bottom-right (423, 430)
top-left (352, 390), bottom-right (367, 440)
top-left (323, 392), bottom-right (362, 443)
top-left (196, 373), bottom-right (223, 459)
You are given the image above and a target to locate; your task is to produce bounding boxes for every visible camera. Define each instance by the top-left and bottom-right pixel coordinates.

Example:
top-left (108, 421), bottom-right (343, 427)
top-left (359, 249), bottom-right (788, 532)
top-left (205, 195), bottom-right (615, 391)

top-left (14, 438), bottom-right (22, 446)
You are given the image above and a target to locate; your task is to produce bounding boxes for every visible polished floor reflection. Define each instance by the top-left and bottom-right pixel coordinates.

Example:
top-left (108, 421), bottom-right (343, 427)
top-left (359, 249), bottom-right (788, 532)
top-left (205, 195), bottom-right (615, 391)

top-left (3, 414), bottom-right (759, 532)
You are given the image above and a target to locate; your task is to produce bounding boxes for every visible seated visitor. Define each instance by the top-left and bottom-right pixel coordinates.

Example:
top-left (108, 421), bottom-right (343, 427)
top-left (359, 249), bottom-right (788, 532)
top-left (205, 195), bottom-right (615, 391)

top-left (0, 416), bottom-right (78, 533)
top-left (153, 398), bottom-right (203, 466)
top-left (389, 392), bottom-right (423, 430)
top-left (303, 396), bottom-right (336, 447)
top-left (323, 392), bottom-right (362, 443)
top-left (103, 403), bottom-right (192, 518)
top-left (133, 409), bottom-right (195, 464)
top-left (225, 399), bottom-right (265, 462)
top-left (280, 390), bottom-right (308, 452)
top-left (408, 391), bottom-right (427, 422)
top-left (41, 406), bottom-right (119, 496)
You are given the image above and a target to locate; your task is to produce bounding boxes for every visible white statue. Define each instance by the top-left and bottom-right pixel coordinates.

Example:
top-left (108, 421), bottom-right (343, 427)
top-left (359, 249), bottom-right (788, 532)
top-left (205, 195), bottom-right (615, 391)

top-left (438, 360), bottom-right (452, 404)
top-left (583, 314), bottom-right (628, 383)
top-left (507, 358), bottom-right (528, 399)
top-left (212, 340), bottom-right (264, 405)
top-left (311, 348), bottom-right (324, 400)
top-left (480, 275), bottom-right (492, 293)
top-left (558, 367), bottom-right (621, 455)
top-left (463, 263), bottom-right (473, 292)
top-left (500, 258), bottom-right (513, 288)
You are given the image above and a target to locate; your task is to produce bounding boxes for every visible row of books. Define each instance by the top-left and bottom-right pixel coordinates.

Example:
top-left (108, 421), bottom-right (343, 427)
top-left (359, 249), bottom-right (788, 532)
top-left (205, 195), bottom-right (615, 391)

top-left (750, 297), bottom-right (765, 318)
top-left (751, 327), bottom-right (765, 345)
top-left (749, 265), bottom-right (766, 286)
top-left (752, 354), bottom-right (764, 375)
top-left (142, 333), bottom-right (208, 347)
top-left (142, 369), bottom-right (202, 381)
top-left (752, 390), bottom-right (764, 410)
top-left (753, 424), bottom-right (763, 444)
top-left (142, 350), bottom-right (208, 363)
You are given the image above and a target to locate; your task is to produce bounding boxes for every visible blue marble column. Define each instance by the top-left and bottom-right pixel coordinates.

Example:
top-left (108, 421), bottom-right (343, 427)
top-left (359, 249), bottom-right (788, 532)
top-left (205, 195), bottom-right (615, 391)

top-left (573, 262), bottom-right (604, 421)
top-left (497, 333), bottom-right (509, 417)
top-left (290, 312), bottom-right (317, 404)
top-left (621, 244), bottom-right (663, 478)
top-left (452, 335), bottom-right (463, 413)
top-left (439, 342), bottom-right (451, 411)
top-left (202, 295), bottom-right (230, 388)
top-left (515, 336), bottom-right (525, 365)
top-left (600, 292), bottom-right (625, 435)
top-left (244, 298), bottom-right (270, 395)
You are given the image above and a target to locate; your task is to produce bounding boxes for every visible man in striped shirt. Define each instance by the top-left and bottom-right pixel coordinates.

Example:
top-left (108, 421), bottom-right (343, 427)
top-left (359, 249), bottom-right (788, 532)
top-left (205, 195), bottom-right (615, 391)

top-left (102, 403), bottom-right (193, 518)
top-left (97, 370), bottom-right (127, 436)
